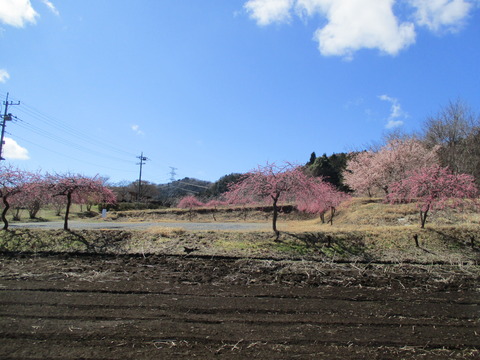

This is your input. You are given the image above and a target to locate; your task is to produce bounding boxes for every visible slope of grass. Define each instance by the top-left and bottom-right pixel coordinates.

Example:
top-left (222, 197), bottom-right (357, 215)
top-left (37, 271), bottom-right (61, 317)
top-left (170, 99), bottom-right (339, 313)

top-left (1, 198), bottom-right (478, 263)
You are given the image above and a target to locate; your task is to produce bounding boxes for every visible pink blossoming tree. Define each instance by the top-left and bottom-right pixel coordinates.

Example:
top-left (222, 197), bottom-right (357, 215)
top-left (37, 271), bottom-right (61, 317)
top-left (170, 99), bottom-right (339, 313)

top-left (177, 195), bottom-right (205, 221)
top-left (205, 199), bottom-right (226, 221)
top-left (225, 162), bottom-right (313, 241)
top-left (47, 173), bottom-right (116, 230)
top-left (297, 179), bottom-right (350, 225)
top-left (344, 139), bottom-right (440, 196)
top-left (0, 165), bottom-right (34, 230)
top-left (11, 176), bottom-right (49, 220)
top-left (177, 195), bottom-right (204, 209)
top-left (387, 165), bottom-right (478, 228)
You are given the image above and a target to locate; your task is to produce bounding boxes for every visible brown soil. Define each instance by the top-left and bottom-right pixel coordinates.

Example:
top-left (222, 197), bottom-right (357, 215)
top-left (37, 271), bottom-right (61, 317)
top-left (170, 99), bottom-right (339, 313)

top-left (1, 252), bottom-right (478, 359)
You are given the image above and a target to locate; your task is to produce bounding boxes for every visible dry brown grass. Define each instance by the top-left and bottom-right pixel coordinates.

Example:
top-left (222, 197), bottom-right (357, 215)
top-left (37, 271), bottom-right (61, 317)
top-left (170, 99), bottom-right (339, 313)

top-left (143, 226), bottom-right (186, 237)
top-left (109, 197), bottom-right (478, 229)
top-left (3, 197), bottom-right (478, 263)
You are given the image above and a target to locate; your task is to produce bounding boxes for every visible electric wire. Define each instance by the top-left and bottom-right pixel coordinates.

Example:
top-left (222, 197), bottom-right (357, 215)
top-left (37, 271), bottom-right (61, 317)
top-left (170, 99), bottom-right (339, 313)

top-left (0, 93), bottom-right (176, 182)
top-left (174, 180), bottom-right (210, 189)
top-left (1, 92), bottom-right (145, 174)
top-left (13, 116), bottom-right (134, 164)
top-left (1, 92), bottom-right (138, 159)
top-left (8, 131), bottom-right (137, 174)
top-left (169, 185), bottom-right (200, 194)
top-left (16, 104), bottom-right (136, 158)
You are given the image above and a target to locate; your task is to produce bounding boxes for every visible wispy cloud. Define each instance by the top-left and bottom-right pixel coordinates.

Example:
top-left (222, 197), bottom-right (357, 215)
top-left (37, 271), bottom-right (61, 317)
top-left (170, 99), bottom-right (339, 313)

top-left (379, 94), bottom-right (407, 129)
top-left (0, 0), bottom-right (38, 27)
top-left (344, 97), bottom-right (364, 109)
top-left (41, 0), bottom-right (60, 16)
top-left (0, 69), bottom-right (10, 83)
top-left (244, 0), bottom-right (477, 58)
top-left (131, 124), bottom-right (145, 136)
top-left (409, 0), bottom-right (474, 32)
top-left (244, 0), bottom-right (294, 25)
top-left (3, 137), bottom-right (30, 160)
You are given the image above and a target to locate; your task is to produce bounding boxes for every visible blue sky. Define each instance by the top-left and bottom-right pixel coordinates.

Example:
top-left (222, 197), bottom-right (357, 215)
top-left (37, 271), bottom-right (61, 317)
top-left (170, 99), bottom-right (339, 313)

top-left (1, 0), bottom-right (479, 184)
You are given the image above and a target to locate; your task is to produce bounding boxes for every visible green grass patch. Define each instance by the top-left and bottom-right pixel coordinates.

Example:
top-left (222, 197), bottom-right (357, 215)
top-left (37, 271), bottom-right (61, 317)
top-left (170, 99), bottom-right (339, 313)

top-left (1, 221), bottom-right (479, 263)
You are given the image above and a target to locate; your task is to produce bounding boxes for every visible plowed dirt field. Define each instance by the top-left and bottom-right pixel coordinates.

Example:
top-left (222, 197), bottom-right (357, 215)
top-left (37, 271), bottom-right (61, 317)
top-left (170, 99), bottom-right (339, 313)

top-left (1, 253), bottom-right (478, 359)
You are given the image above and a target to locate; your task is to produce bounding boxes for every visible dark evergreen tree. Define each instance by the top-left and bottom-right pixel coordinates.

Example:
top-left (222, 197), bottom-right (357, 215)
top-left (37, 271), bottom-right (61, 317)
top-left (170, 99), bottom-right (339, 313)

top-left (205, 173), bottom-right (244, 198)
top-left (305, 152), bottom-right (350, 192)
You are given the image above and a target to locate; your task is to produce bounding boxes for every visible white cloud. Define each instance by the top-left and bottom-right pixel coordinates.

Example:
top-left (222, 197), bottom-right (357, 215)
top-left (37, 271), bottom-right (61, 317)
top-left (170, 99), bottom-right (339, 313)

top-left (0, 69), bottom-right (10, 83)
top-left (3, 137), bottom-right (30, 160)
top-left (385, 118), bottom-right (405, 129)
top-left (379, 94), bottom-right (406, 129)
top-left (0, 0), bottom-right (38, 27)
top-left (244, 0), bottom-right (295, 25)
top-left (131, 124), bottom-right (144, 136)
top-left (410, 0), bottom-right (473, 32)
top-left (244, 0), bottom-right (477, 58)
top-left (344, 97), bottom-right (364, 109)
top-left (41, 0), bottom-right (59, 16)
top-left (312, 0), bottom-right (416, 58)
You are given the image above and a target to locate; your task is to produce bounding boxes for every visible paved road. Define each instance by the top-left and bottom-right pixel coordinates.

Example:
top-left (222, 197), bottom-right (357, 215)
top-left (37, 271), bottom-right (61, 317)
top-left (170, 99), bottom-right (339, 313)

top-left (9, 220), bottom-right (269, 231)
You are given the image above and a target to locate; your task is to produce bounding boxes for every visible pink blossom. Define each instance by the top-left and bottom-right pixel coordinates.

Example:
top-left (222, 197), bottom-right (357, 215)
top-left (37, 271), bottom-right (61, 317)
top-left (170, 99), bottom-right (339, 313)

top-left (387, 165), bottom-right (478, 228)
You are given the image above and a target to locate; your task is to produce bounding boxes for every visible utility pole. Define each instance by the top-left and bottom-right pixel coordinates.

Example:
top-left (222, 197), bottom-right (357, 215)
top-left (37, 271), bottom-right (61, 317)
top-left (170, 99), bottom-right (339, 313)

top-left (136, 152), bottom-right (149, 201)
top-left (0, 93), bottom-right (21, 161)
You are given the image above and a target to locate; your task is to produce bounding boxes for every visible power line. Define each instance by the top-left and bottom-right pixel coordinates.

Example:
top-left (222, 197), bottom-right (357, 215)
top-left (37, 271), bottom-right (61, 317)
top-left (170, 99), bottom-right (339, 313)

top-left (8, 131), bottom-right (137, 174)
top-left (175, 180), bottom-right (211, 189)
top-left (14, 99), bottom-right (137, 158)
top-left (0, 92), bottom-right (138, 161)
top-left (13, 116), bottom-right (133, 164)
top-left (0, 93), bottom-right (145, 176)
top-left (170, 186), bottom-right (199, 194)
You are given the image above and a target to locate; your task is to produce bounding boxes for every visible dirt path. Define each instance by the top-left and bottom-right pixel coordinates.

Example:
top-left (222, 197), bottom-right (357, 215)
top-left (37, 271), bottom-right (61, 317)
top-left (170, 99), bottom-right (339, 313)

top-left (0, 253), bottom-right (478, 359)
top-left (9, 220), bottom-right (269, 231)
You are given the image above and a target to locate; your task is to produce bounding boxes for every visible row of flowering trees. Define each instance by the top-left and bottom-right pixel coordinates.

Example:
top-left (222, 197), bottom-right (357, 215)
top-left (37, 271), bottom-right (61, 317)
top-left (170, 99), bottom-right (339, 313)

top-left (0, 164), bottom-right (116, 230)
top-left (178, 138), bottom-right (479, 236)
top-left (343, 138), bottom-right (479, 228)
top-left (178, 163), bottom-right (349, 241)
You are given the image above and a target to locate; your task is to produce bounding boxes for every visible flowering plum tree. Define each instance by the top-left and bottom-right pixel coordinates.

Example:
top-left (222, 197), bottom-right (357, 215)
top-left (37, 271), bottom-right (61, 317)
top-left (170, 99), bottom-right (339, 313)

top-left (342, 151), bottom-right (377, 196)
top-left (177, 195), bottom-right (204, 209)
top-left (177, 195), bottom-right (205, 221)
top-left (344, 139), bottom-right (440, 196)
top-left (297, 179), bottom-right (349, 225)
top-left (47, 174), bottom-right (116, 230)
top-left (205, 199), bottom-right (226, 221)
top-left (11, 176), bottom-right (49, 220)
top-left (387, 165), bottom-right (478, 228)
top-left (0, 164), bottom-right (32, 230)
top-left (225, 162), bottom-right (313, 241)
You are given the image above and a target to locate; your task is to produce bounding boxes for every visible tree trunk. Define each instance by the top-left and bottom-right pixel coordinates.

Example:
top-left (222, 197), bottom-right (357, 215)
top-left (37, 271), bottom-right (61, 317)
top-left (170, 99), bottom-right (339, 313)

top-left (1, 196), bottom-right (10, 230)
top-left (319, 212), bottom-right (325, 224)
top-left (328, 207), bottom-right (336, 225)
top-left (420, 205), bottom-right (430, 229)
top-left (326, 235), bottom-right (332, 247)
top-left (28, 200), bottom-right (41, 219)
top-left (413, 234), bottom-right (420, 247)
top-left (64, 192), bottom-right (72, 231)
top-left (12, 207), bottom-right (21, 221)
top-left (272, 196), bottom-right (280, 241)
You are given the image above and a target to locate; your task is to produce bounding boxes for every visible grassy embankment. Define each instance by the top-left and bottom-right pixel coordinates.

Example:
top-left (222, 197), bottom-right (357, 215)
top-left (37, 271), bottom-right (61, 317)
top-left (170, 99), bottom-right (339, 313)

top-left (0, 198), bottom-right (479, 263)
